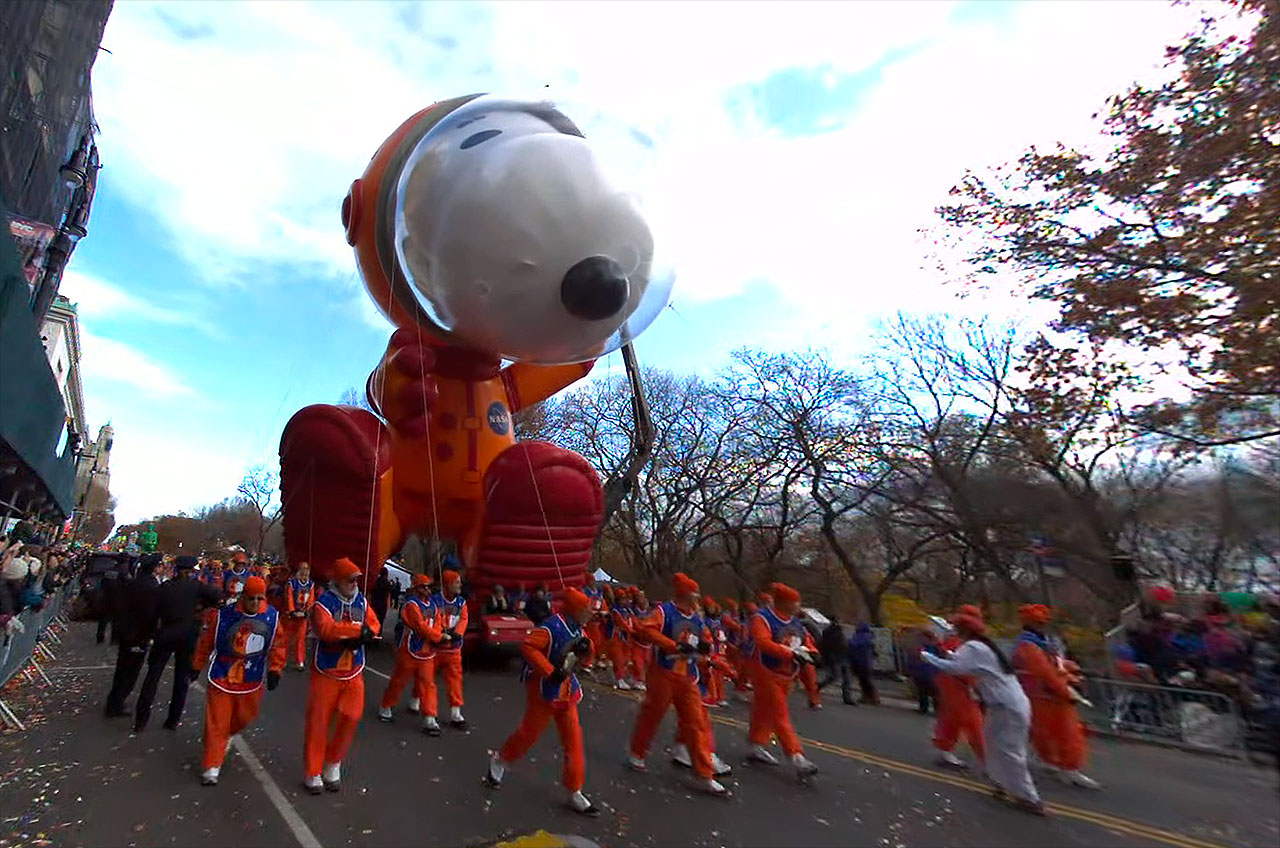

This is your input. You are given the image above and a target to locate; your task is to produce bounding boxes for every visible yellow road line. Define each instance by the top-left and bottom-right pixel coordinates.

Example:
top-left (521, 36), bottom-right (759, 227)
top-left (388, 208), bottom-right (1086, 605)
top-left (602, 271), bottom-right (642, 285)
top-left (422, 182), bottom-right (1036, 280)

top-left (586, 682), bottom-right (1232, 848)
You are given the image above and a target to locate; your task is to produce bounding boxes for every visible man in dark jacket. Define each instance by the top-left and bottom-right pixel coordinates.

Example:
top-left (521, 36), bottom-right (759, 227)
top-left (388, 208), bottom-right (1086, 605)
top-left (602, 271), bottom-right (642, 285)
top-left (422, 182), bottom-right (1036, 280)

top-left (133, 556), bottom-right (222, 732)
top-left (816, 618), bottom-right (857, 705)
top-left (524, 583), bottom-right (551, 625)
top-left (104, 554), bottom-right (162, 717)
top-left (848, 622), bottom-right (880, 705)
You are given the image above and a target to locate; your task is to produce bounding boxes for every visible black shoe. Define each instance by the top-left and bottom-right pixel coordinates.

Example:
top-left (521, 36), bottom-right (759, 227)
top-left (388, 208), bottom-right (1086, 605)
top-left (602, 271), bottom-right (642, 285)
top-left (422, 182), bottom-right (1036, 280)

top-left (323, 779), bottom-right (341, 793)
top-left (162, 719), bottom-right (180, 731)
top-left (450, 719), bottom-right (468, 731)
top-left (104, 708), bottom-right (130, 719)
top-left (132, 721), bottom-right (146, 734)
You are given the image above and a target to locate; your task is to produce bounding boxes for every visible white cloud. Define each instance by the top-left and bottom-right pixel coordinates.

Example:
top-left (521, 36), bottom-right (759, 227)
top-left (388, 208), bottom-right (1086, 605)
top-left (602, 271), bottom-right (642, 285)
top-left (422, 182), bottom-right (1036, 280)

top-left (103, 430), bottom-right (248, 525)
top-left (83, 0), bottom-right (1227, 520)
top-left (78, 329), bottom-right (199, 400)
top-left (59, 269), bottom-right (223, 338)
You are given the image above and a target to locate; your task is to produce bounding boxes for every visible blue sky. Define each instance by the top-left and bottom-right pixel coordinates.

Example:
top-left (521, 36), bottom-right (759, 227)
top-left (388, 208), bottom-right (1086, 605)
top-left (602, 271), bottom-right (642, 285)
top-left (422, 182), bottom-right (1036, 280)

top-left (59, 0), bottom-right (1209, 524)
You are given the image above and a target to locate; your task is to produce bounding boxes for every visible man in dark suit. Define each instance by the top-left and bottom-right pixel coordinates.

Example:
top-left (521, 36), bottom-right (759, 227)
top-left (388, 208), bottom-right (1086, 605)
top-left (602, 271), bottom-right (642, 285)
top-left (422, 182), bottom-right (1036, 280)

top-left (133, 555), bottom-right (222, 732)
top-left (103, 554), bottom-right (162, 718)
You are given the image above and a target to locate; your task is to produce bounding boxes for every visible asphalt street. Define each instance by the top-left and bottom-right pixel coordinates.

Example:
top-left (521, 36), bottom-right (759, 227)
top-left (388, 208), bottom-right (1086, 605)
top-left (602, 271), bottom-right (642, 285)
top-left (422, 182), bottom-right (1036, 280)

top-left (2, 618), bottom-right (1277, 848)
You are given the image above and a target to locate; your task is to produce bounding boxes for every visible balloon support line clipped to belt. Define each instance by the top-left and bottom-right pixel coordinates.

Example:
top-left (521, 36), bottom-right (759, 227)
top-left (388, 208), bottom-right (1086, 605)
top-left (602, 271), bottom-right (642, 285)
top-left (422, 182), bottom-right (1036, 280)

top-left (583, 680), bottom-right (1233, 848)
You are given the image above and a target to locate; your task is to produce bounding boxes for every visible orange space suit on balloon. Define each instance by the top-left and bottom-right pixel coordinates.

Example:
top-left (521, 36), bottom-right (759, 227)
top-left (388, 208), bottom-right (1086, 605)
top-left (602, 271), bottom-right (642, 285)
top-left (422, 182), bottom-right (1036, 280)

top-left (278, 94), bottom-right (672, 604)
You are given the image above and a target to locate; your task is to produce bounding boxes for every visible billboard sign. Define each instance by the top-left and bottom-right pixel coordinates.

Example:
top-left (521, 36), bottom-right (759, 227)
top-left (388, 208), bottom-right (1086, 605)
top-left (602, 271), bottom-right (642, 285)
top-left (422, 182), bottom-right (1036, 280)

top-left (7, 215), bottom-right (58, 289)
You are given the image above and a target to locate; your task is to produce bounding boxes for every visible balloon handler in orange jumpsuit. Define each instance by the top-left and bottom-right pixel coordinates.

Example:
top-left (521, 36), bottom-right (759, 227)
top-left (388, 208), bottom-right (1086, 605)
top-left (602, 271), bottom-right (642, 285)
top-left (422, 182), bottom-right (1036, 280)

top-left (304, 558), bottom-right (382, 795)
top-left (582, 573), bottom-right (608, 672)
top-left (626, 573), bottom-right (732, 796)
top-left (745, 583), bottom-right (821, 781)
top-left (484, 588), bottom-right (600, 816)
top-left (192, 576), bottom-right (287, 787)
top-left (933, 605), bottom-right (987, 770)
top-left (608, 588), bottom-right (641, 690)
top-left (377, 574), bottom-right (441, 726)
top-left (284, 562), bottom-right (315, 671)
top-left (1013, 604), bottom-right (1100, 789)
top-left (424, 568), bottom-right (469, 734)
top-left (277, 94), bottom-right (672, 635)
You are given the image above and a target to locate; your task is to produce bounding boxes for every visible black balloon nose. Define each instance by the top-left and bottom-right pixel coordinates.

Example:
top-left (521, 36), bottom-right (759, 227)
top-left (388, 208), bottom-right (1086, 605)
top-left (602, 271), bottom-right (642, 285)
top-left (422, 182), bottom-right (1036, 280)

top-left (560, 256), bottom-right (630, 321)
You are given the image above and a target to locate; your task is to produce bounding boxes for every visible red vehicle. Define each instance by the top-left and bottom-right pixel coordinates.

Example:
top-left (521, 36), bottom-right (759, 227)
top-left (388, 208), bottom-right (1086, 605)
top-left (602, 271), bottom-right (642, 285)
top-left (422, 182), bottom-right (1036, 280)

top-left (461, 345), bottom-right (653, 664)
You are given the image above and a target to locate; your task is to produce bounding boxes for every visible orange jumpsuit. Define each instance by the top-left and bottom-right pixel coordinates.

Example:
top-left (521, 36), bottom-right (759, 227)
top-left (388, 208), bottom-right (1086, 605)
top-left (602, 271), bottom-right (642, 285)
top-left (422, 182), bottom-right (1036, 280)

top-left (430, 593), bottom-right (468, 715)
top-left (584, 588), bottom-right (607, 670)
top-left (747, 610), bottom-right (816, 757)
top-left (1014, 633), bottom-right (1086, 771)
top-left (933, 634), bottom-right (986, 761)
top-left (193, 605), bottom-right (287, 771)
top-left (721, 610), bottom-right (751, 692)
top-left (630, 603), bottom-right (650, 685)
top-left (380, 595), bottom-right (442, 711)
top-left (608, 604), bottom-right (636, 682)
top-left (628, 602), bottom-right (715, 779)
top-left (498, 617), bottom-right (591, 792)
top-left (284, 577), bottom-right (316, 666)
top-left (304, 592), bottom-right (381, 778)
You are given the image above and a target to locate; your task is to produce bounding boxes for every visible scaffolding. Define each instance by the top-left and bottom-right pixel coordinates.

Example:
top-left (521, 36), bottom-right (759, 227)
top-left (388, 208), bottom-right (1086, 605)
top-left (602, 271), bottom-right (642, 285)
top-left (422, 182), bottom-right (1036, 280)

top-left (0, 0), bottom-right (112, 228)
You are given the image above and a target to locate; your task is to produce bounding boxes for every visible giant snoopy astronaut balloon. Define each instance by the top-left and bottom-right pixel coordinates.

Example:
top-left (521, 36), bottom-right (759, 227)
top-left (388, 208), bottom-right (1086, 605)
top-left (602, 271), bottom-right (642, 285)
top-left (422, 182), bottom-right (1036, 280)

top-left (278, 94), bottom-right (671, 604)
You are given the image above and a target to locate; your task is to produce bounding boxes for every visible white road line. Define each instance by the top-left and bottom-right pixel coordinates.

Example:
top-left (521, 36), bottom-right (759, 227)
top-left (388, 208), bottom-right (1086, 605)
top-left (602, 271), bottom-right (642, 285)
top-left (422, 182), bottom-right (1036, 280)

top-left (192, 682), bottom-right (325, 848)
top-left (231, 735), bottom-right (324, 848)
top-left (366, 666), bottom-right (390, 680)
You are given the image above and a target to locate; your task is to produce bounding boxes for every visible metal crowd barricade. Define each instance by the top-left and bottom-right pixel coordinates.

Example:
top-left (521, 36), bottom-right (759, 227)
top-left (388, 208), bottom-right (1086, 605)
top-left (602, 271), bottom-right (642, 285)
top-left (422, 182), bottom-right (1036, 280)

top-left (0, 585), bottom-right (70, 731)
top-left (1079, 676), bottom-right (1247, 758)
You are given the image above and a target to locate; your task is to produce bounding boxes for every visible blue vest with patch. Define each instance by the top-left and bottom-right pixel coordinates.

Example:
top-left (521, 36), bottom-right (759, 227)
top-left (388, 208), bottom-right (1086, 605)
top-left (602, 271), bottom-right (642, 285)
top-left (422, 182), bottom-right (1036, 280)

top-left (208, 605), bottom-right (278, 692)
top-left (398, 595), bottom-right (437, 659)
top-left (653, 601), bottom-right (704, 683)
top-left (754, 607), bottom-right (807, 674)
top-left (433, 593), bottom-right (466, 652)
top-left (520, 613), bottom-right (585, 705)
top-left (313, 590), bottom-right (367, 678)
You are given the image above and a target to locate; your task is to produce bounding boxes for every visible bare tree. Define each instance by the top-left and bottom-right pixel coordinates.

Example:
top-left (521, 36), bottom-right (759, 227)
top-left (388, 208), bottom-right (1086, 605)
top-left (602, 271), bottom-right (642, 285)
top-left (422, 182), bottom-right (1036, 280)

top-left (237, 465), bottom-right (282, 556)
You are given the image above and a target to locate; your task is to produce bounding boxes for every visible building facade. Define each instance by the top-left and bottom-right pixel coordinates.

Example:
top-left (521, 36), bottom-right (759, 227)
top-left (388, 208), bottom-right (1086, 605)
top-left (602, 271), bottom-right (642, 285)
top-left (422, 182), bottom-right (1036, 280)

top-left (0, 0), bottom-right (113, 527)
top-left (40, 294), bottom-right (87, 437)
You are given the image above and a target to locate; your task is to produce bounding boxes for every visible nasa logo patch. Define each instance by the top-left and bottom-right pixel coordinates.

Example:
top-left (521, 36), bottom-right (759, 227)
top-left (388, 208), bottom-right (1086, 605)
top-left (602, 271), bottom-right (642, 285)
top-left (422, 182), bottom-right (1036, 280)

top-left (487, 401), bottom-right (510, 435)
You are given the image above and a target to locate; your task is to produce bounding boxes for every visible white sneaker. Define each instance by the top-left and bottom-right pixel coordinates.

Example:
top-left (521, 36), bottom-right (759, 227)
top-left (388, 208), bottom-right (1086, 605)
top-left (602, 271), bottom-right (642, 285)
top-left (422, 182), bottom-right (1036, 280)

top-left (632, 681), bottom-right (647, 692)
top-left (450, 706), bottom-right (465, 723)
top-left (936, 750), bottom-right (966, 768)
top-left (200, 767), bottom-right (219, 786)
top-left (1064, 770), bottom-right (1102, 790)
top-left (671, 743), bottom-right (692, 768)
top-left (615, 679), bottom-right (631, 691)
top-left (711, 753), bottom-right (733, 777)
top-left (717, 700), bottom-right (730, 707)
top-left (568, 790), bottom-right (599, 815)
top-left (791, 753), bottom-right (818, 777)
top-left (626, 754), bottom-right (648, 772)
top-left (322, 762), bottom-right (341, 783)
top-left (698, 777), bottom-right (729, 796)
top-left (303, 774), bottom-right (323, 794)
top-left (408, 697), bottom-right (420, 713)
top-left (748, 745), bottom-right (779, 765)
top-left (422, 716), bottom-right (442, 736)
top-left (484, 753), bottom-right (505, 787)
top-left (377, 707), bottom-right (393, 722)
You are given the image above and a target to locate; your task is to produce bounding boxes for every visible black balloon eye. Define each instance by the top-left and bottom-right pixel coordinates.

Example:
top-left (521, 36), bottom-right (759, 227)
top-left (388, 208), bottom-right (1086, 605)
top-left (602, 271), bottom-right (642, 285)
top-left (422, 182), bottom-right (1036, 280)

top-left (461, 129), bottom-right (502, 149)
